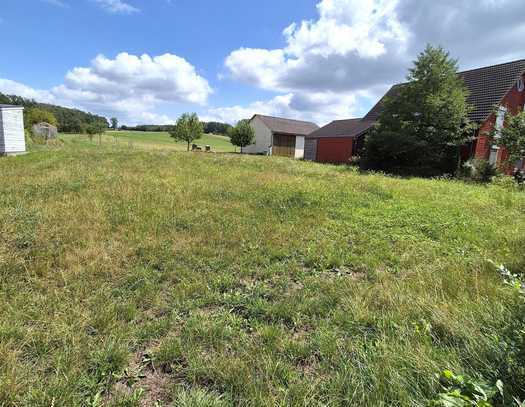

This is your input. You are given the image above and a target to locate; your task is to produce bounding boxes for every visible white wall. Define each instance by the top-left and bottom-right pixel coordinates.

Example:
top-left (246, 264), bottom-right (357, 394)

top-left (243, 116), bottom-right (272, 155)
top-left (0, 107), bottom-right (25, 154)
top-left (294, 136), bottom-right (305, 159)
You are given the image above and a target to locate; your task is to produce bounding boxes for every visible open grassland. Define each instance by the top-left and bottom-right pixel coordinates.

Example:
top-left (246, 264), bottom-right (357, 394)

top-left (0, 144), bottom-right (524, 406)
top-left (60, 131), bottom-right (235, 152)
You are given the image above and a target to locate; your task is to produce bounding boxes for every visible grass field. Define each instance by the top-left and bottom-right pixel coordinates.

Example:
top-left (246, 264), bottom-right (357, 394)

top-left (60, 131), bottom-right (236, 152)
top-left (0, 143), bottom-right (524, 406)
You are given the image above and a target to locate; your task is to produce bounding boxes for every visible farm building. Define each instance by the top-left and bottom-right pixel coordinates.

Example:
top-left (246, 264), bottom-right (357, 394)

top-left (305, 59), bottom-right (525, 168)
top-left (244, 114), bottom-right (319, 158)
top-left (0, 105), bottom-right (25, 156)
top-left (305, 119), bottom-right (374, 164)
top-left (32, 122), bottom-right (58, 140)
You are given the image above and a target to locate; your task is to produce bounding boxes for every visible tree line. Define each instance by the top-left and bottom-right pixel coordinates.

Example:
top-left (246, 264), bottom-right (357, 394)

top-left (121, 121), bottom-right (232, 136)
top-left (0, 93), bottom-right (109, 133)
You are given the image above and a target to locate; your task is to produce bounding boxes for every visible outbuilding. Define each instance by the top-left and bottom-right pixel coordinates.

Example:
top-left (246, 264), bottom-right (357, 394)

top-left (244, 114), bottom-right (319, 159)
top-left (0, 105), bottom-right (25, 155)
top-left (32, 122), bottom-right (58, 140)
top-left (305, 119), bottom-right (374, 164)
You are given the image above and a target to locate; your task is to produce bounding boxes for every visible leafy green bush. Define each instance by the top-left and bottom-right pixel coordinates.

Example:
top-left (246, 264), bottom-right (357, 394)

top-left (459, 159), bottom-right (498, 183)
top-left (430, 369), bottom-right (503, 406)
top-left (431, 264), bottom-right (525, 406)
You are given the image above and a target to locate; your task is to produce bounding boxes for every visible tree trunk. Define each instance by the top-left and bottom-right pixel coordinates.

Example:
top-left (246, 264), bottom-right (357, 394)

top-left (456, 144), bottom-right (462, 174)
top-left (187, 141), bottom-right (190, 151)
top-left (240, 145), bottom-right (243, 154)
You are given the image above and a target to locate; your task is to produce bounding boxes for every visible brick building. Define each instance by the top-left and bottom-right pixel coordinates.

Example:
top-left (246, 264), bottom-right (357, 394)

top-left (305, 59), bottom-right (525, 169)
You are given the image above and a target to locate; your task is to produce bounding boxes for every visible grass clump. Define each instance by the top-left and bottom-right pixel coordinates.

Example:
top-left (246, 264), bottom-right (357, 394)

top-left (0, 142), bottom-right (524, 405)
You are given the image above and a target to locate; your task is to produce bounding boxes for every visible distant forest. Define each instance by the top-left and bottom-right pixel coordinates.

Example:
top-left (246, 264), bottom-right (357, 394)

top-left (0, 93), bottom-right (109, 133)
top-left (0, 93), bottom-right (232, 136)
top-left (121, 122), bottom-right (233, 136)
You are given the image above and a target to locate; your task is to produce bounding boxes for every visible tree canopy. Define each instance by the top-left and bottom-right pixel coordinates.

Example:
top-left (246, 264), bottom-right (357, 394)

top-left (110, 117), bottom-right (118, 130)
top-left (24, 107), bottom-right (58, 130)
top-left (0, 92), bottom-right (108, 133)
top-left (169, 113), bottom-right (204, 151)
top-left (120, 121), bottom-right (232, 136)
top-left (229, 120), bottom-right (255, 153)
top-left (362, 45), bottom-right (474, 176)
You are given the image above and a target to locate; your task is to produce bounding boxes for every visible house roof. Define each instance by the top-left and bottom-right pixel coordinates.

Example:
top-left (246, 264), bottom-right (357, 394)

top-left (0, 104), bottom-right (23, 109)
top-left (306, 118), bottom-right (375, 139)
top-left (460, 59), bottom-right (525, 122)
top-left (252, 114), bottom-right (319, 136)
top-left (364, 59), bottom-right (525, 123)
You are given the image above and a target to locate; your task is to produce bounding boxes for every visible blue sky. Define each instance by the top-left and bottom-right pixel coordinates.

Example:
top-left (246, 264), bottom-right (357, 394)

top-left (1, 0), bottom-right (524, 125)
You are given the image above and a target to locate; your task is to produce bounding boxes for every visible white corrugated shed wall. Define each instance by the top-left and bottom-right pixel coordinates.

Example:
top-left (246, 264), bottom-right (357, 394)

top-left (0, 107), bottom-right (26, 154)
top-left (244, 116), bottom-right (272, 155)
top-left (294, 136), bottom-right (305, 159)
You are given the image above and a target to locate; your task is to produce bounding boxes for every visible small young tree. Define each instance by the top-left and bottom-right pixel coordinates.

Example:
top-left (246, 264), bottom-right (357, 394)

top-left (496, 110), bottom-right (525, 165)
top-left (169, 113), bottom-right (203, 151)
top-left (362, 45), bottom-right (474, 176)
top-left (86, 122), bottom-right (107, 144)
top-left (110, 117), bottom-right (119, 130)
top-left (229, 119), bottom-right (255, 153)
top-left (86, 124), bottom-right (97, 142)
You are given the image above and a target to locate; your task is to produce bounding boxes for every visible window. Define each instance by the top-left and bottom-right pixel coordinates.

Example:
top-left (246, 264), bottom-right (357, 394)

top-left (494, 106), bottom-right (507, 138)
top-left (489, 145), bottom-right (499, 165)
top-left (518, 77), bottom-right (525, 92)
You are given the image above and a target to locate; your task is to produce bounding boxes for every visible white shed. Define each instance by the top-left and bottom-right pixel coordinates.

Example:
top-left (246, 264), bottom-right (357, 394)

top-left (0, 105), bottom-right (26, 155)
top-left (244, 114), bottom-right (319, 159)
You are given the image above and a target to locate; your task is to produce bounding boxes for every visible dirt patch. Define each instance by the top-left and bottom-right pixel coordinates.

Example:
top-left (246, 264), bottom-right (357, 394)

top-left (105, 349), bottom-right (172, 407)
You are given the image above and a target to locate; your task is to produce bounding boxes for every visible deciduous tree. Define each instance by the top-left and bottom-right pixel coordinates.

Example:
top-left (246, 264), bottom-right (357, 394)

top-left (229, 120), bottom-right (255, 153)
top-left (169, 113), bottom-right (204, 151)
top-left (24, 107), bottom-right (58, 130)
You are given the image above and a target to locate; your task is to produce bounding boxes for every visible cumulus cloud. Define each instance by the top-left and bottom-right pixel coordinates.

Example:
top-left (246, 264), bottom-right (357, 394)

top-left (0, 53), bottom-right (211, 125)
top-left (218, 0), bottom-right (525, 123)
top-left (94, 0), bottom-right (139, 14)
top-left (205, 90), bottom-right (375, 125)
top-left (0, 79), bottom-right (56, 103)
top-left (225, 0), bottom-right (408, 95)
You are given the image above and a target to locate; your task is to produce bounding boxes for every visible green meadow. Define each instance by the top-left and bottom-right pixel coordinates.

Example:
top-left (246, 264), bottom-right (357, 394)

top-left (0, 140), bottom-right (524, 406)
top-left (60, 131), bottom-right (236, 152)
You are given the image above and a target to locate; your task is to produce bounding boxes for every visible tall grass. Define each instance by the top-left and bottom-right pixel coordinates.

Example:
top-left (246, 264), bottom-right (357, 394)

top-left (0, 143), bottom-right (523, 405)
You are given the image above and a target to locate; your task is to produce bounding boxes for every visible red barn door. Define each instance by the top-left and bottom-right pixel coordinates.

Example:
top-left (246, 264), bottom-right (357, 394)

top-left (316, 138), bottom-right (353, 164)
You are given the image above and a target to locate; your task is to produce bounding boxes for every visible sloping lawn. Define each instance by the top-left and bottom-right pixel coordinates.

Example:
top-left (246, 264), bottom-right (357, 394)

top-left (0, 145), bottom-right (524, 406)
top-left (61, 131), bottom-right (235, 152)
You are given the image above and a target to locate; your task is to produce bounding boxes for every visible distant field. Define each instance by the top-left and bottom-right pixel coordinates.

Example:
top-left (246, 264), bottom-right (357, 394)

top-left (1, 142), bottom-right (524, 405)
top-left (61, 130), bottom-right (236, 152)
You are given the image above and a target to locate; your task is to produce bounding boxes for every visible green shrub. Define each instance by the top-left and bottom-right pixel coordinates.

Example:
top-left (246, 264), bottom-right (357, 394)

top-left (430, 369), bottom-right (503, 406)
top-left (459, 159), bottom-right (498, 183)
top-left (492, 175), bottom-right (522, 191)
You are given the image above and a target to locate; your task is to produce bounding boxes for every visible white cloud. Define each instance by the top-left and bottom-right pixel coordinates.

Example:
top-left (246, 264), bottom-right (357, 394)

top-left (0, 52), bottom-right (212, 125)
top-left (218, 0), bottom-right (525, 124)
top-left (205, 90), bottom-right (375, 125)
top-left (225, 0), bottom-right (408, 95)
top-left (0, 79), bottom-right (56, 103)
top-left (41, 0), bottom-right (69, 7)
top-left (94, 0), bottom-right (139, 14)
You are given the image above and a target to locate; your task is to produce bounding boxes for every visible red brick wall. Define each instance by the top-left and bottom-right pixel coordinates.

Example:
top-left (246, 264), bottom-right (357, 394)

top-left (475, 73), bottom-right (525, 169)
